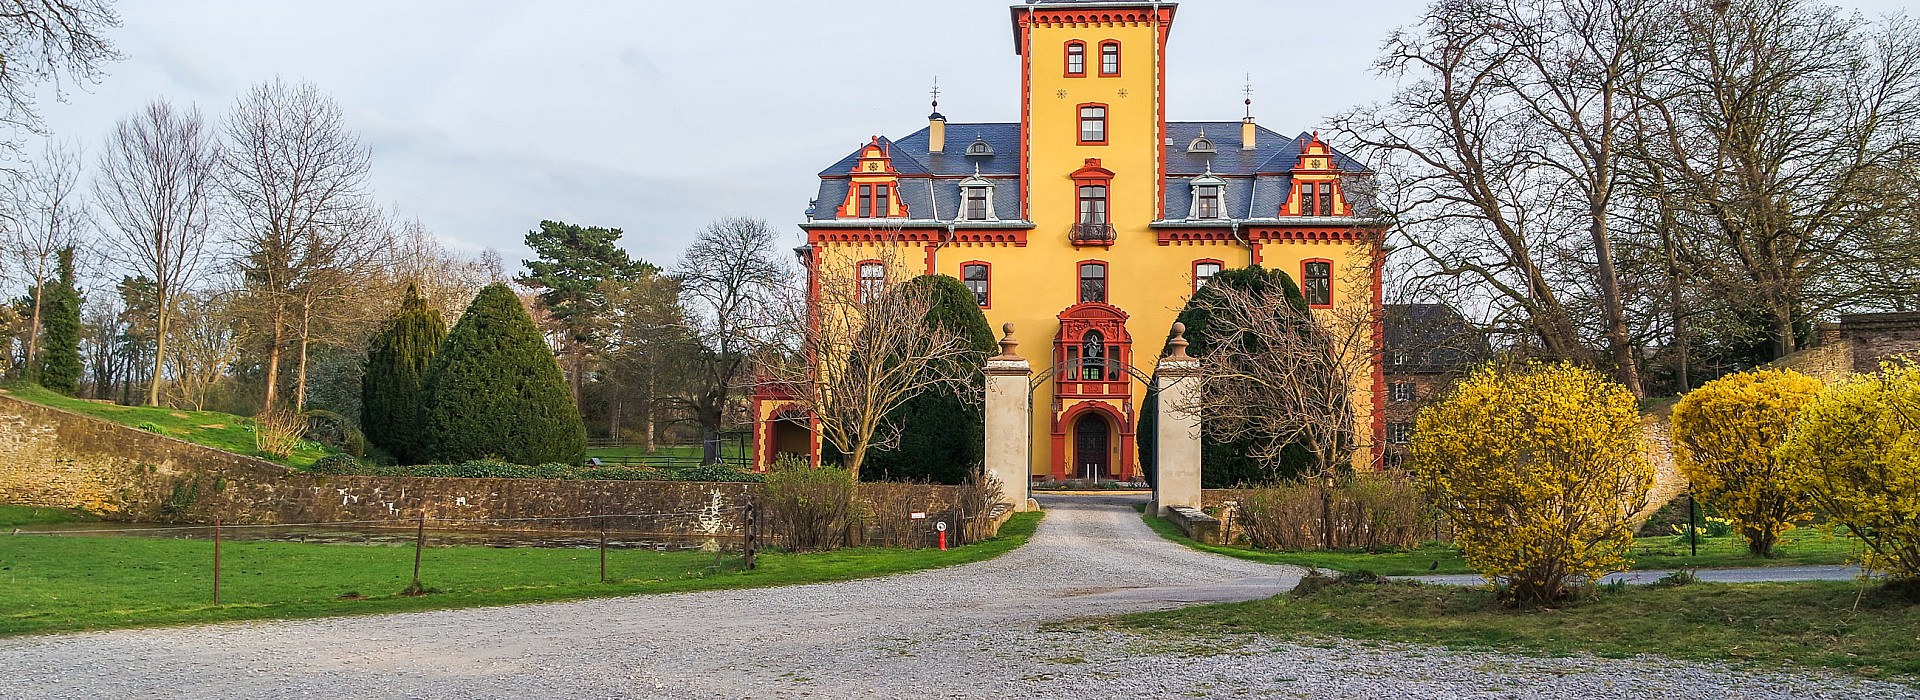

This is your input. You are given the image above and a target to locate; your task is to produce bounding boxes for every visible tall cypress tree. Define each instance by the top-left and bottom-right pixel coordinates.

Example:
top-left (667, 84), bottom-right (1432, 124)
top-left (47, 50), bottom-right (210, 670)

top-left (1139, 265), bottom-right (1317, 487)
top-left (34, 247), bottom-right (82, 395)
top-left (362, 283), bottom-right (446, 464)
top-left (419, 283), bottom-right (586, 465)
top-left (860, 274), bottom-right (998, 484)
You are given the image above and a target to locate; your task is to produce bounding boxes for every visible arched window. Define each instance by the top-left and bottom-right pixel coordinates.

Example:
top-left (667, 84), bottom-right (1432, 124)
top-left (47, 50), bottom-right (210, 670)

top-left (1080, 329), bottom-right (1106, 380)
top-left (961, 262), bottom-right (990, 307)
top-left (1099, 41), bottom-right (1120, 76)
top-left (1065, 41), bottom-right (1086, 77)
top-left (1078, 104), bottom-right (1107, 145)
top-left (1302, 260), bottom-right (1332, 307)
top-left (1193, 260), bottom-right (1222, 293)
top-left (859, 261), bottom-right (885, 302)
top-left (1078, 261), bottom-right (1107, 303)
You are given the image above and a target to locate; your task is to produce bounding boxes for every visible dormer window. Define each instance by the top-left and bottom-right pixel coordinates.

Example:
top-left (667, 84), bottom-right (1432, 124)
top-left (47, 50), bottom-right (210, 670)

top-left (1066, 41), bottom-right (1086, 77)
top-left (965, 187), bottom-right (989, 220)
top-left (965, 137), bottom-right (994, 157)
top-left (1187, 135), bottom-right (1216, 154)
top-left (1195, 185), bottom-right (1221, 219)
top-left (957, 168), bottom-right (997, 221)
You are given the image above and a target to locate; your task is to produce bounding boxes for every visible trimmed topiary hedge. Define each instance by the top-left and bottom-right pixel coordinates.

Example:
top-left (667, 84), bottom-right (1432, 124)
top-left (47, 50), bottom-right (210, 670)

top-left (419, 283), bottom-right (587, 466)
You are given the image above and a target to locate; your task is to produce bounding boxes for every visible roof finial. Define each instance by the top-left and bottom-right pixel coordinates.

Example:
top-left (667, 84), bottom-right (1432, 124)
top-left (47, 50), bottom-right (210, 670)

top-left (930, 75), bottom-right (940, 113)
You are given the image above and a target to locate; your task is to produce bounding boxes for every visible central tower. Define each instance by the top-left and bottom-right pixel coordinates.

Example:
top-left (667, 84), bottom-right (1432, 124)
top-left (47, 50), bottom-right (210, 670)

top-left (1014, 1), bottom-right (1175, 229)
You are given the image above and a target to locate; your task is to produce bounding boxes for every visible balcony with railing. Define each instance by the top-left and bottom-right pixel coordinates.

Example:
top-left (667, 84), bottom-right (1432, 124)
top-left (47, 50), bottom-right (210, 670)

top-left (1069, 221), bottom-right (1115, 246)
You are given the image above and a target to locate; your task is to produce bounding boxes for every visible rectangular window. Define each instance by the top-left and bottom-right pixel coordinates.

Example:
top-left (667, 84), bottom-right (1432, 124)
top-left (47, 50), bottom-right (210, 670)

top-left (1066, 43), bottom-right (1085, 76)
top-left (858, 184), bottom-right (873, 217)
top-left (1387, 422), bottom-right (1413, 445)
top-left (859, 262), bottom-right (885, 302)
top-left (875, 184), bottom-right (890, 217)
top-left (1079, 105), bottom-right (1106, 144)
top-left (1196, 186), bottom-right (1220, 219)
top-left (964, 187), bottom-right (988, 220)
top-left (1100, 43), bottom-right (1120, 76)
top-left (1304, 261), bottom-right (1332, 306)
top-left (1078, 185), bottom-right (1107, 224)
top-left (1299, 183), bottom-right (1314, 215)
top-left (1390, 382), bottom-right (1416, 402)
top-left (1079, 262), bottom-right (1107, 303)
top-left (962, 263), bottom-right (989, 307)
top-left (1318, 182), bottom-right (1333, 215)
top-left (1193, 261), bottom-right (1221, 292)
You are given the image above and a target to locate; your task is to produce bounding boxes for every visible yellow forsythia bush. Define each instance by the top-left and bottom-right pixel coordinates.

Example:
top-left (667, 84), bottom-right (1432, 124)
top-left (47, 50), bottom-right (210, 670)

top-left (1777, 362), bottom-right (1920, 581)
top-left (1411, 363), bottom-right (1652, 603)
top-left (1670, 368), bottom-right (1823, 558)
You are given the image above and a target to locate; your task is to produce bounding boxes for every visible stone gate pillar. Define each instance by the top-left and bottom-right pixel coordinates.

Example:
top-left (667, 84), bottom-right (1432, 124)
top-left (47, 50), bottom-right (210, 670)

top-left (983, 323), bottom-right (1036, 511)
top-left (1150, 322), bottom-right (1203, 516)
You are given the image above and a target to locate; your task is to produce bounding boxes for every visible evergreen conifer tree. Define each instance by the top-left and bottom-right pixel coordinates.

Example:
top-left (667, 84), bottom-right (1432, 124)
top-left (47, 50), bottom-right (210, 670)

top-left (419, 282), bottom-right (586, 465)
top-left (1138, 265), bottom-right (1317, 487)
top-left (362, 283), bottom-right (446, 463)
top-left (34, 247), bottom-right (82, 395)
top-left (860, 275), bottom-right (998, 484)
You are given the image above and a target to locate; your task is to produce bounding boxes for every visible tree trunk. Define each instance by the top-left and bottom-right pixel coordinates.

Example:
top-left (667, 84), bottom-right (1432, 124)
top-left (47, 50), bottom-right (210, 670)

top-left (24, 285), bottom-right (43, 381)
top-left (1590, 201), bottom-right (1643, 399)
top-left (642, 374), bottom-right (656, 453)
top-left (262, 309), bottom-right (285, 411)
top-left (147, 302), bottom-right (169, 407)
top-left (1772, 305), bottom-right (1796, 360)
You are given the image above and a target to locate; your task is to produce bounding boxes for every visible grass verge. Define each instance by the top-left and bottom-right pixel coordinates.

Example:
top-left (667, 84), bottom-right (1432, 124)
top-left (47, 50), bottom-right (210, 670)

top-left (0, 506), bottom-right (98, 528)
top-left (0, 511), bottom-right (1039, 637)
top-left (0, 384), bottom-right (334, 469)
top-left (1093, 576), bottom-right (1919, 679)
top-left (1140, 511), bottom-right (1857, 576)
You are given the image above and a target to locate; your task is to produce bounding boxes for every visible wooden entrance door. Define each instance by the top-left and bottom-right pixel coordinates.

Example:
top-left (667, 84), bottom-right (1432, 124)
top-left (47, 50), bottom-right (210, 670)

top-left (1074, 413), bottom-right (1109, 480)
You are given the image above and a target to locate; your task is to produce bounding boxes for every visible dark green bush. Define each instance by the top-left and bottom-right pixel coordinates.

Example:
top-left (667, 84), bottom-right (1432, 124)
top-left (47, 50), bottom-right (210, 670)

top-left (362, 283), bottom-right (446, 464)
top-left (301, 409), bottom-right (366, 456)
top-left (298, 455), bottom-right (763, 482)
top-left (419, 283), bottom-right (586, 466)
top-left (308, 454), bottom-right (363, 475)
top-left (860, 274), bottom-right (998, 484)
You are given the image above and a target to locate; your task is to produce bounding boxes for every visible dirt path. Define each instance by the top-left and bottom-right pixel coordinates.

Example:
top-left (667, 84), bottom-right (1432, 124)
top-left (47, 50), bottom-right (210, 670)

top-left (0, 494), bottom-right (1906, 699)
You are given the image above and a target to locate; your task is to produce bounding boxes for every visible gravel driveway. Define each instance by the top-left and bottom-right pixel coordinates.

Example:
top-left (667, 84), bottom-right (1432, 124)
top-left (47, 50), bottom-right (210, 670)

top-left (1, 493), bottom-right (1910, 699)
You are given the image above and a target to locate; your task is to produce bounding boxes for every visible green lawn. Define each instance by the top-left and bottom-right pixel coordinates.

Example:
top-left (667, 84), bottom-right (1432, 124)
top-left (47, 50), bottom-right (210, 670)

top-left (586, 444), bottom-right (749, 462)
top-left (1, 385), bottom-right (335, 469)
top-left (1142, 511), bottom-right (1859, 576)
top-left (1094, 576), bottom-right (1920, 679)
top-left (0, 505), bottom-right (97, 528)
top-left (0, 511), bottom-right (1039, 637)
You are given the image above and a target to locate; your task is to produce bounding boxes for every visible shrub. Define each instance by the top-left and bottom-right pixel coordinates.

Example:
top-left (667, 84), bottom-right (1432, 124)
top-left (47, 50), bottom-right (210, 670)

top-left (763, 456), bottom-right (857, 551)
top-left (1232, 473), bottom-right (1429, 551)
top-left (33, 247), bottom-right (82, 395)
top-left (253, 410), bottom-right (306, 459)
top-left (1670, 368), bottom-right (1823, 557)
top-left (308, 454), bottom-right (363, 475)
top-left (1777, 361), bottom-right (1920, 581)
top-left (419, 283), bottom-right (587, 466)
top-left (1411, 363), bottom-right (1652, 604)
top-left (302, 409), bottom-right (366, 457)
top-left (362, 283), bottom-right (446, 464)
top-left (860, 274), bottom-right (998, 485)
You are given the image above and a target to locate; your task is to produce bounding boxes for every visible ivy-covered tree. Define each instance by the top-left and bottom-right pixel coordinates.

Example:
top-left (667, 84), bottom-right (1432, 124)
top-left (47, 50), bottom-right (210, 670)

top-left (420, 283), bottom-right (586, 466)
top-left (1139, 265), bottom-right (1318, 487)
top-left (860, 274), bottom-right (998, 484)
top-left (361, 283), bottom-right (446, 464)
top-left (34, 247), bottom-right (82, 395)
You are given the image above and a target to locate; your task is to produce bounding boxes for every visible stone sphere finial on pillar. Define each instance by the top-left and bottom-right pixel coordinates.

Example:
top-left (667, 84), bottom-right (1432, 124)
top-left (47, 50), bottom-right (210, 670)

top-left (1166, 321), bottom-right (1193, 360)
top-left (992, 322), bottom-right (1020, 360)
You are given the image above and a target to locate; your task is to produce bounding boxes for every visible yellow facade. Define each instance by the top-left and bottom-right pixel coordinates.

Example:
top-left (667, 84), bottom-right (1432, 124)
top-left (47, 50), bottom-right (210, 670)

top-left (768, 1), bottom-right (1383, 481)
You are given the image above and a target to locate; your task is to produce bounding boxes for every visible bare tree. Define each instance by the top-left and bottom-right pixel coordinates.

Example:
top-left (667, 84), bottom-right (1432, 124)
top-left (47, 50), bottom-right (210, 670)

top-left (761, 245), bottom-right (975, 477)
top-left (92, 99), bottom-right (219, 406)
top-left (672, 217), bottom-right (787, 464)
top-left (3, 139), bottom-right (88, 374)
top-left (0, 0), bottom-right (119, 156)
top-left (220, 77), bottom-right (381, 410)
top-left (384, 216), bottom-right (490, 327)
top-left (164, 288), bottom-right (236, 410)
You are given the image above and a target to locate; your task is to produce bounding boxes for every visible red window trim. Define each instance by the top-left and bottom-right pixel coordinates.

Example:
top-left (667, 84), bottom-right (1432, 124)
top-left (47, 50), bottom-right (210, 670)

top-left (1301, 257), bottom-right (1334, 309)
top-left (960, 260), bottom-right (992, 309)
top-left (1098, 40), bottom-right (1121, 76)
top-left (1076, 102), bottom-right (1108, 146)
top-left (1064, 40), bottom-right (1087, 78)
top-left (857, 259), bottom-right (886, 300)
top-left (1191, 258), bottom-right (1224, 293)
top-left (1076, 259), bottom-right (1109, 304)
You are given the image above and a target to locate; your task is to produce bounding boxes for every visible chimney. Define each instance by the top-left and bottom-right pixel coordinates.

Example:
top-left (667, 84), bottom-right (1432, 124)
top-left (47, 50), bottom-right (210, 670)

top-left (930, 111), bottom-right (946, 154)
top-left (1242, 116), bottom-right (1257, 151)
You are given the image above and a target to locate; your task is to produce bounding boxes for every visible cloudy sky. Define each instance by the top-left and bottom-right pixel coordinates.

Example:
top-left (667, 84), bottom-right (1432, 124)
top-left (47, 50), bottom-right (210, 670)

top-left (32, 0), bottom-right (1912, 273)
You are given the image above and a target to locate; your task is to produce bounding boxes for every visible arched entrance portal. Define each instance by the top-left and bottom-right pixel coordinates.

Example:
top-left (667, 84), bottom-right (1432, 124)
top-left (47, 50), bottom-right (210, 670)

top-left (1072, 412), bottom-right (1111, 480)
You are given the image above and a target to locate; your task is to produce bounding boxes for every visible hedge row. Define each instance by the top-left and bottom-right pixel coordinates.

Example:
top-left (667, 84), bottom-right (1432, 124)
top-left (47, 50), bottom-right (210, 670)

top-left (307, 455), bottom-right (763, 483)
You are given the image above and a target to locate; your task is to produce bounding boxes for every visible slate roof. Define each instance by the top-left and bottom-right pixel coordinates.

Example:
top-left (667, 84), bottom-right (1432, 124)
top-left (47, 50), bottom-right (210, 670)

top-left (1383, 304), bottom-right (1490, 374)
top-left (804, 122), bottom-right (1369, 225)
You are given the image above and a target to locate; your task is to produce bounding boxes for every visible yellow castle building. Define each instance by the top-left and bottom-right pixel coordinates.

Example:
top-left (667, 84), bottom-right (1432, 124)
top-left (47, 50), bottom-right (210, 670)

top-left (755, 0), bottom-right (1383, 481)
